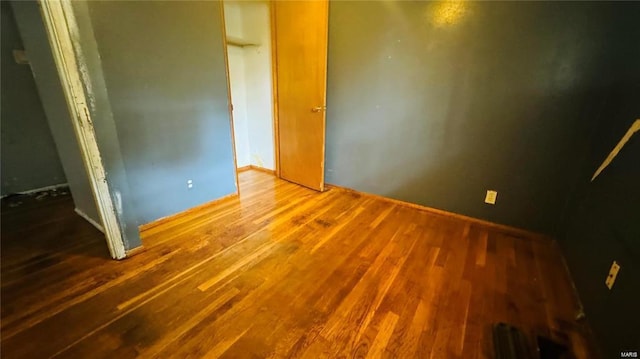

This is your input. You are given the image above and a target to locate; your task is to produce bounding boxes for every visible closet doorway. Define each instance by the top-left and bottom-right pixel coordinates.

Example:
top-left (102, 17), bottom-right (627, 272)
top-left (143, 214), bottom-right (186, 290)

top-left (223, 1), bottom-right (276, 179)
top-left (222, 0), bottom-right (329, 192)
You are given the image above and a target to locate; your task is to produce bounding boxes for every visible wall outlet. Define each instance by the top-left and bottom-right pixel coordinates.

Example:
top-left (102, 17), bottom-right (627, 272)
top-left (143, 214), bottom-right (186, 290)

top-left (187, 179), bottom-right (193, 189)
top-left (605, 260), bottom-right (620, 290)
top-left (485, 190), bottom-right (497, 204)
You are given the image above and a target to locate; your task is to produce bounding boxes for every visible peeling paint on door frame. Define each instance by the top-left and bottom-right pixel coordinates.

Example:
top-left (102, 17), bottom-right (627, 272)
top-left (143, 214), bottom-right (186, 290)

top-left (39, 0), bottom-right (127, 259)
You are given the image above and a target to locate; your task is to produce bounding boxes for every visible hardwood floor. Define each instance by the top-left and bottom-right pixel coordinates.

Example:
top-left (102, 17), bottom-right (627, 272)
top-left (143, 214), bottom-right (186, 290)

top-left (1, 170), bottom-right (594, 358)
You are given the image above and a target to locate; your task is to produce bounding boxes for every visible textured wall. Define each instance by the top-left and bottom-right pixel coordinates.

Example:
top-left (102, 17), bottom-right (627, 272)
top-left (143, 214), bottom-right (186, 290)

top-left (326, 1), bottom-right (614, 234)
top-left (85, 1), bottom-right (237, 225)
top-left (1, 2), bottom-right (66, 195)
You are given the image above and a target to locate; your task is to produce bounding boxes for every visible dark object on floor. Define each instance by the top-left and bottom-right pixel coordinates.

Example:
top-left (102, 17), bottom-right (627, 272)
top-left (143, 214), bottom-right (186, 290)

top-left (537, 335), bottom-right (569, 359)
top-left (493, 322), bottom-right (534, 359)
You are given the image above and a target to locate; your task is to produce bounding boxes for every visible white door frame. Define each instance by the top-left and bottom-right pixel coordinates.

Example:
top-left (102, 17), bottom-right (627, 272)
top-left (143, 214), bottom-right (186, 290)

top-left (38, 0), bottom-right (127, 259)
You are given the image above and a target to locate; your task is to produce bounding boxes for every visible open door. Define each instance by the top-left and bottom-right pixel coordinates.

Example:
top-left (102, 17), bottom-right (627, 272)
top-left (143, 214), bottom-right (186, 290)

top-left (272, 0), bottom-right (328, 191)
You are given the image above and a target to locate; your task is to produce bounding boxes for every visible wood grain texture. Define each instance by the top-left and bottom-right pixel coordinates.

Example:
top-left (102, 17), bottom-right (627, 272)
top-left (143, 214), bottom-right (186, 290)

top-left (269, 0), bottom-right (281, 179)
top-left (137, 192), bottom-right (238, 232)
top-left (1, 170), bottom-right (597, 358)
top-left (273, 0), bottom-right (328, 191)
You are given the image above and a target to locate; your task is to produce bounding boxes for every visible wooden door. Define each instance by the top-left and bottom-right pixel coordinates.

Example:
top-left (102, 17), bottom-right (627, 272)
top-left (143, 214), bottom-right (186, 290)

top-left (272, 0), bottom-right (328, 191)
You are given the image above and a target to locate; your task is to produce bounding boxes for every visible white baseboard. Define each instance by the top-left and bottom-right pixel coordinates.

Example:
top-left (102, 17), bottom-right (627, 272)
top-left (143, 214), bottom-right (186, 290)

top-left (1, 183), bottom-right (69, 199)
top-left (74, 208), bottom-right (105, 233)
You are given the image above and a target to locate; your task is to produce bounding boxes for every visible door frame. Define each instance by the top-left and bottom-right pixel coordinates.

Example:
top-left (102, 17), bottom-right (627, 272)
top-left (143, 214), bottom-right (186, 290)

top-left (220, 1), bottom-right (281, 179)
top-left (39, 0), bottom-right (127, 259)
top-left (269, 0), bottom-right (281, 178)
top-left (218, 3), bottom-right (241, 195)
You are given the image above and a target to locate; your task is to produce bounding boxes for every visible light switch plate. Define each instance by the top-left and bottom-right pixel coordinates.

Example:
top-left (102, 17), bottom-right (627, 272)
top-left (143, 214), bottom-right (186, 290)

top-left (605, 261), bottom-right (620, 290)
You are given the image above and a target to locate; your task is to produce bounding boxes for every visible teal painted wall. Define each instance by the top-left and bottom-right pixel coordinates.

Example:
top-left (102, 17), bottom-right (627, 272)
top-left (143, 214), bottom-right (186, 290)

top-left (83, 1), bottom-right (237, 226)
top-left (325, 1), bottom-right (616, 235)
top-left (11, 0), bottom-right (100, 223)
top-left (1, 2), bottom-right (66, 195)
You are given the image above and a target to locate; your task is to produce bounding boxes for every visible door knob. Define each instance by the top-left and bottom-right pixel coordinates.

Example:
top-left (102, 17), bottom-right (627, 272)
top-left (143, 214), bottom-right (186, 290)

top-left (311, 106), bottom-right (326, 112)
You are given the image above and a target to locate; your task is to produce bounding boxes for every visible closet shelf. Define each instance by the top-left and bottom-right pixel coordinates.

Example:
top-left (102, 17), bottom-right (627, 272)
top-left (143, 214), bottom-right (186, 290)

top-left (226, 35), bottom-right (260, 48)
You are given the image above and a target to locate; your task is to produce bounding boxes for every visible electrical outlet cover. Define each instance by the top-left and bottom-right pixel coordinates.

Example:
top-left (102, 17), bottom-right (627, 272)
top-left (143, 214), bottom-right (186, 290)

top-left (485, 190), bottom-right (497, 204)
top-left (605, 261), bottom-right (620, 290)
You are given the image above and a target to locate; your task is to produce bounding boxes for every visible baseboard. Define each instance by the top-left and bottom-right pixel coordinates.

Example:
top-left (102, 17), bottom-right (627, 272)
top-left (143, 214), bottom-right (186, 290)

top-left (237, 165), bottom-right (275, 175)
top-left (74, 207), bottom-right (105, 233)
top-left (139, 192), bottom-right (238, 233)
top-left (1, 183), bottom-right (69, 199)
top-left (249, 165), bottom-right (275, 175)
top-left (326, 184), bottom-right (549, 239)
top-left (125, 245), bottom-right (146, 258)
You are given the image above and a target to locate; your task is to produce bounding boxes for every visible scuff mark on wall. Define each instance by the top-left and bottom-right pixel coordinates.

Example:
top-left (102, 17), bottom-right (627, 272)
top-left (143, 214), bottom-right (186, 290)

top-left (592, 119), bottom-right (640, 181)
top-left (252, 154), bottom-right (264, 168)
top-left (113, 190), bottom-right (122, 215)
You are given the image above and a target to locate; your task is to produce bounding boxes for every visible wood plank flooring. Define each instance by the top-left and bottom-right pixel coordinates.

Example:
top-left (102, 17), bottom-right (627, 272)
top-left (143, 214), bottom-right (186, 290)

top-left (1, 170), bottom-right (595, 358)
